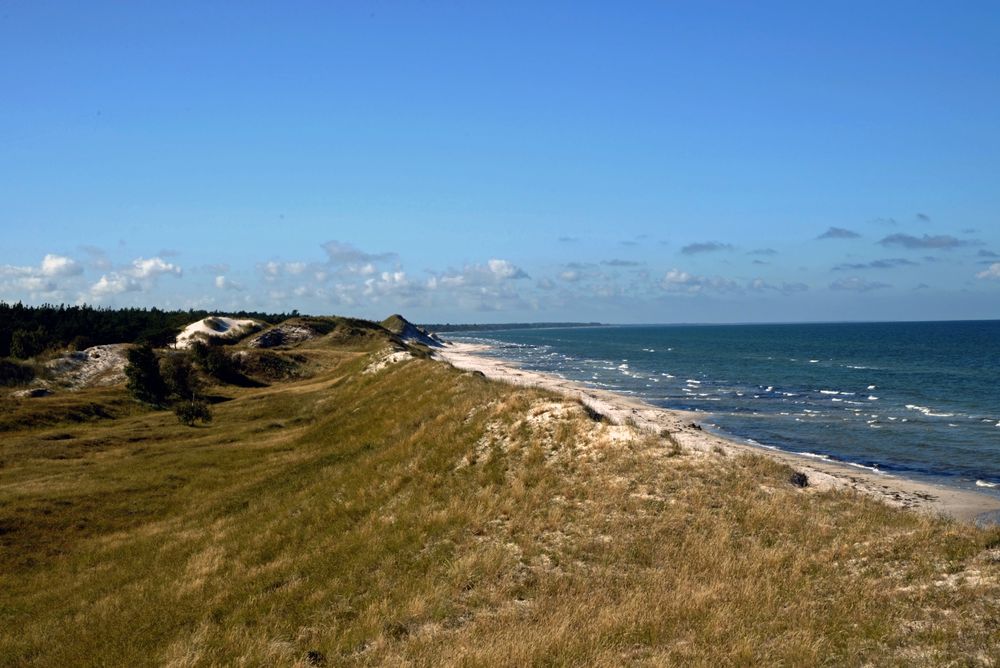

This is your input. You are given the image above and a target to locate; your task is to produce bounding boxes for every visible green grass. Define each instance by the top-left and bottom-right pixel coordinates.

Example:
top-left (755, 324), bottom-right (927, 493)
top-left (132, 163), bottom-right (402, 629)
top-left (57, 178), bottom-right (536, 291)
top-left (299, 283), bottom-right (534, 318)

top-left (1, 337), bottom-right (999, 666)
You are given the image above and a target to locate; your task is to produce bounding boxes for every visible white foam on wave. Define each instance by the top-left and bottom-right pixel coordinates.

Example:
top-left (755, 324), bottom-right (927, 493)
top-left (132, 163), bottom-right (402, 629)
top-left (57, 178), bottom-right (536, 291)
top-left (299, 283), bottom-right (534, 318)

top-left (819, 390), bottom-right (839, 395)
top-left (798, 451), bottom-right (831, 460)
top-left (976, 480), bottom-right (998, 488)
top-left (846, 461), bottom-right (883, 473)
top-left (809, 359), bottom-right (819, 363)
top-left (868, 396), bottom-right (879, 401)
top-left (686, 379), bottom-right (701, 385)
top-left (867, 385), bottom-right (876, 390)
top-left (905, 404), bottom-right (954, 418)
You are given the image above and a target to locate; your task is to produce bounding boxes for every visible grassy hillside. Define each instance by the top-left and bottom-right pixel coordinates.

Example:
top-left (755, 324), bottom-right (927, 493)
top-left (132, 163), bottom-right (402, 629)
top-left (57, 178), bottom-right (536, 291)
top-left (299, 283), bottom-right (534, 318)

top-left (1, 326), bottom-right (999, 665)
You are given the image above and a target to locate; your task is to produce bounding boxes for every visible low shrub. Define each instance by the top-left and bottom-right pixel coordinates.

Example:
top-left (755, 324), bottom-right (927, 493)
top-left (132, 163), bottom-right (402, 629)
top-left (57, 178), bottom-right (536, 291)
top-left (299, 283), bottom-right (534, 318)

top-left (174, 399), bottom-right (213, 426)
top-left (0, 359), bottom-right (35, 386)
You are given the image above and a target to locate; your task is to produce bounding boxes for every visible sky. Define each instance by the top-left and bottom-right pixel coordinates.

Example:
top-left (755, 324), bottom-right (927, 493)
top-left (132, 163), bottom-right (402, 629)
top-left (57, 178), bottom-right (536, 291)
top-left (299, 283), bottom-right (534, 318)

top-left (2, 1), bottom-right (999, 323)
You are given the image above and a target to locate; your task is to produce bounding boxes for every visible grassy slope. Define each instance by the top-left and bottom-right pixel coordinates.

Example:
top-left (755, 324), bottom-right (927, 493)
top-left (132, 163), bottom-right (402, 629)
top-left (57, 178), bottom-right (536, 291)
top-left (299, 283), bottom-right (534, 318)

top-left (1, 332), bottom-right (999, 666)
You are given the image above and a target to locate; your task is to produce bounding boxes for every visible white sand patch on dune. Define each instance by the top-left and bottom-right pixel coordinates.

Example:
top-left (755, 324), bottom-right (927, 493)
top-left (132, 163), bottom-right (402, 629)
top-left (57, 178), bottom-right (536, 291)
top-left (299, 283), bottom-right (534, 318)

top-left (174, 317), bottom-right (260, 349)
top-left (363, 348), bottom-right (413, 374)
top-left (45, 344), bottom-right (131, 388)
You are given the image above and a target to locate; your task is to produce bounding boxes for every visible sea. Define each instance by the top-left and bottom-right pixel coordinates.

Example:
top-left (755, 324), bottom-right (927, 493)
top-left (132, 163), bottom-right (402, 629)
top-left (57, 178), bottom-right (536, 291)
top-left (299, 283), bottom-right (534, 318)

top-left (444, 321), bottom-right (1000, 495)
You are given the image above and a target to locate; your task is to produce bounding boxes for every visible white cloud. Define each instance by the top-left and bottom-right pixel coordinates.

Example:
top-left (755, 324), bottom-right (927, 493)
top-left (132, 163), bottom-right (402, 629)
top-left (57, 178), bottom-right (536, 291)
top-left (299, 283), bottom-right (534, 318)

top-left (17, 276), bottom-right (57, 293)
top-left (215, 275), bottom-right (243, 291)
top-left (90, 272), bottom-right (141, 297)
top-left (363, 271), bottom-right (410, 298)
top-left (0, 254), bottom-right (84, 299)
top-left (661, 269), bottom-right (738, 294)
top-left (559, 270), bottom-right (581, 283)
top-left (749, 278), bottom-right (809, 294)
top-left (41, 254), bottom-right (83, 277)
top-left (321, 240), bottom-right (396, 265)
top-left (976, 263), bottom-right (1000, 280)
top-left (129, 256), bottom-right (182, 279)
top-left (829, 277), bottom-right (891, 292)
top-left (429, 259), bottom-right (530, 290)
top-left (85, 255), bottom-right (182, 300)
top-left (487, 258), bottom-right (529, 280)
top-left (349, 262), bottom-right (377, 276)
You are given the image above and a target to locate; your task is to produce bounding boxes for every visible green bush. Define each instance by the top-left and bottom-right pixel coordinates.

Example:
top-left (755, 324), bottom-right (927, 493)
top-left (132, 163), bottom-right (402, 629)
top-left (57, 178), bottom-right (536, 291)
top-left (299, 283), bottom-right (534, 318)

top-left (174, 399), bottom-right (212, 426)
top-left (125, 345), bottom-right (167, 405)
top-left (160, 353), bottom-right (201, 400)
top-left (10, 327), bottom-right (47, 359)
top-left (0, 359), bottom-right (35, 386)
top-left (191, 342), bottom-right (241, 383)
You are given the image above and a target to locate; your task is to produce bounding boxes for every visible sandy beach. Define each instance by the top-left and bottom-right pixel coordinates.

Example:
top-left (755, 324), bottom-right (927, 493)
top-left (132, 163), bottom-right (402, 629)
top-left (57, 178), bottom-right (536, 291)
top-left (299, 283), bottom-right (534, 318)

top-left (436, 341), bottom-right (1000, 526)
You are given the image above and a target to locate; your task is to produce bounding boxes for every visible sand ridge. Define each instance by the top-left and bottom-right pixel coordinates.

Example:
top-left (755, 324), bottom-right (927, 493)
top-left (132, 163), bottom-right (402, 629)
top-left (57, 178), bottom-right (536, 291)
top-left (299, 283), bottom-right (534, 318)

top-left (435, 341), bottom-right (1000, 525)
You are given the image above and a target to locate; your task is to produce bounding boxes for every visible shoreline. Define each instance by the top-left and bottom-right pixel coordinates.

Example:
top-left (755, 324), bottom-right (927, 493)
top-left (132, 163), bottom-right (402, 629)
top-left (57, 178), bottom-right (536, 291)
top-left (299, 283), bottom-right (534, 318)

top-left (435, 341), bottom-right (1000, 526)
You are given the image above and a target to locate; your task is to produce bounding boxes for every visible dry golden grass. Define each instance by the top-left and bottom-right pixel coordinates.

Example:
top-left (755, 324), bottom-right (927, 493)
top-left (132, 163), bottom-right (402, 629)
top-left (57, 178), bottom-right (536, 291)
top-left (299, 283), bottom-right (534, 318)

top-left (1, 336), bottom-right (999, 666)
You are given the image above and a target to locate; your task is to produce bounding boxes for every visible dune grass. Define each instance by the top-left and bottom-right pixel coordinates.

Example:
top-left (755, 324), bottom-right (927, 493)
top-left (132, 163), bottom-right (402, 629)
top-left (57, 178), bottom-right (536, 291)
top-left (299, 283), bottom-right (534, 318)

top-left (1, 337), bottom-right (999, 666)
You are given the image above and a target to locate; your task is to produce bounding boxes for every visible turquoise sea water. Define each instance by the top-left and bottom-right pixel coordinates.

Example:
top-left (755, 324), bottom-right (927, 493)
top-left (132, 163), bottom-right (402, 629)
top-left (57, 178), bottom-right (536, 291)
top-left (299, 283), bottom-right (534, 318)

top-left (446, 321), bottom-right (1000, 493)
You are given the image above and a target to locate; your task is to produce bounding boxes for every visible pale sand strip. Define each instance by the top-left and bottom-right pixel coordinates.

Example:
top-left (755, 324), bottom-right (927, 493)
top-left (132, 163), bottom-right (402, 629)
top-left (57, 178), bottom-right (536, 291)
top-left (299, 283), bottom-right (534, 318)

top-left (435, 342), bottom-right (1000, 526)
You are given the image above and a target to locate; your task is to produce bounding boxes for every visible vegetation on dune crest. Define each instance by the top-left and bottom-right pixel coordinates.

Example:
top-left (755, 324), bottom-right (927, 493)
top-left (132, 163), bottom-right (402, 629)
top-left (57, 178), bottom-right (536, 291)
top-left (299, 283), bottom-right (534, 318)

top-left (0, 302), bottom-right (297, 359)
top-left (0, 317), bottom-right (998, 665)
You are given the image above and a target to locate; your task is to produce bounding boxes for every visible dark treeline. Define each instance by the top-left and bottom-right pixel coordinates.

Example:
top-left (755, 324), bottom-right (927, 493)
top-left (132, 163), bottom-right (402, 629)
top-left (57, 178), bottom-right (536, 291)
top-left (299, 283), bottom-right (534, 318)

top-left (421, 322), bottom-right (603, 333)
top-left (0, 302), bottom-right (295, 358)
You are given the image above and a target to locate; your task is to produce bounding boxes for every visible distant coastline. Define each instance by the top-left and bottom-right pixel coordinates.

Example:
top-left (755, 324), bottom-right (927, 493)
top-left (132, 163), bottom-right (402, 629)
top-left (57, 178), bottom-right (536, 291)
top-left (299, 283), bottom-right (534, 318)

top-left (423, 321), bottom-right (603, 333)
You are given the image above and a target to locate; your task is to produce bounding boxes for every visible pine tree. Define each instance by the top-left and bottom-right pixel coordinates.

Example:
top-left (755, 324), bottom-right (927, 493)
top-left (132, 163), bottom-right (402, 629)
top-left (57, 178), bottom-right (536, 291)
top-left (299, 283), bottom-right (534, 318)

top-left (125, 345), bottom-right (167, 405)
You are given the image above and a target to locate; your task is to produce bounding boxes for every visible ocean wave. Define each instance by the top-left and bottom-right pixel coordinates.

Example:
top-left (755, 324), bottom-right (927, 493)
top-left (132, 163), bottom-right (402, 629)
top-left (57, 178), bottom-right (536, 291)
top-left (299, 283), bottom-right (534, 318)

top-left (846, 461), bottom-right (883, 473)
top-left (976, 480), bottom-right (998, 488)
top-left (905, 404), bottom-right (954, 418)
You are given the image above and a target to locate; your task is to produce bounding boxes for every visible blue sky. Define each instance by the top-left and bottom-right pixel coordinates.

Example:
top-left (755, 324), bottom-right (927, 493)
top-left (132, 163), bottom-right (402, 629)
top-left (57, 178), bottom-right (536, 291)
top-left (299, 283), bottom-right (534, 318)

top-left (2, 1), bottom-right (999, 323)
